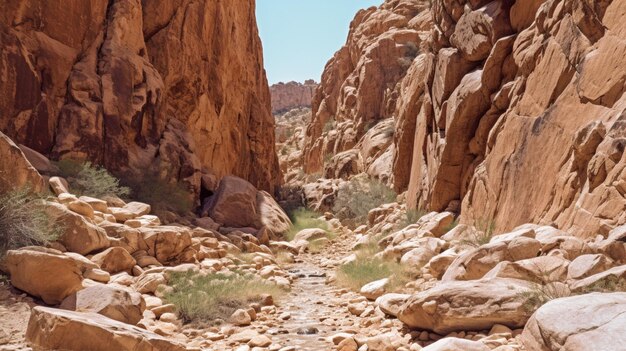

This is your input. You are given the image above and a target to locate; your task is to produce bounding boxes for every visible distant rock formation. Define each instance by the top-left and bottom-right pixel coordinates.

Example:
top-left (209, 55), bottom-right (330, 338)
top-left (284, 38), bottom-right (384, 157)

top-left (270, 80), bottom-right (318, 114)
top-left (0, 0), bottom-right (280, 198)
top-left (303, 0), bottom-right (626, 237)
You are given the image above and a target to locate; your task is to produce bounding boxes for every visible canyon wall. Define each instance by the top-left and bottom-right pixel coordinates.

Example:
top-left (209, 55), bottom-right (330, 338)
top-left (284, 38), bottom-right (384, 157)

top-left (270, 80), bottom-right (318, 114)
top-left (305, 0), bottom-right (626, 237)
top-left (0, 0), bottom-right (279, 197)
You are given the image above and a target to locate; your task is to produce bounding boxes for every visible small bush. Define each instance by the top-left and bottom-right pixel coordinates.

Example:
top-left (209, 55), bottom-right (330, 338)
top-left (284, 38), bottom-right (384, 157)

top-left (518, 282), bottom-right (572, 313)
top-left (333, 178), bottom-right (397, 223)
top-left (125, 174), bottom-right (193, 214)
top-left (579, 275), bottom-right (626, 294)
top-left (163, 271), bottom-right (286, 323)
top-left (337, 256), bottom-right (410, 292)
top-left (461, 218), bottom-right (495, 248)
top-left (0, 188), bottom-right (60, 255)
top-left (396, 208), bottom-right (427, 230)
top-left (286, 208), bottom-right (329, 241)
top-left (336, 237), bottom-right (410, 291)
top-left (323, 118), bottom-right (336, 133)
top-left (56, 159), bottom-right (130, 198)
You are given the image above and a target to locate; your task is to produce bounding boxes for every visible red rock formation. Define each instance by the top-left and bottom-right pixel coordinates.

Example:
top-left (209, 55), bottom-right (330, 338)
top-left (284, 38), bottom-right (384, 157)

top-left (305, 0), bottom-right (626, 237)
top-left (270, 80), bottom-right (318, 114)
top-left (0, 0), bottom-right (279, 198)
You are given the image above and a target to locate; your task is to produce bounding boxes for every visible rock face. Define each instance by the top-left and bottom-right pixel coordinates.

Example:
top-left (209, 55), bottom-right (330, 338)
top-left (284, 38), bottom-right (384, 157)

top-left (0, 131), bottom-right (45, 193)
top-left (270, 80), bottom-right (318, 114)
top-left (26, 306), bottom-right (186, 351)
top-left (522, 293), bottom-right (626, 351)
top-left (303, 0), bottom-right (626, 237)
top-left (0, 0), bottom-right (279, 198)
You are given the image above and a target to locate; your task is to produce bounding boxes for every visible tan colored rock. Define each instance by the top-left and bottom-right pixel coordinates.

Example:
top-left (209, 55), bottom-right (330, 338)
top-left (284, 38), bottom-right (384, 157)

top-left (230, 309), bottom-right (252, 326)
top-left (398, 278), bottom-right (532, 333)
top-left (26, 306), bottom-right (185, 351)
top-left (134, 272), bottom-right (166, 294)
top-left (67, 199), bottom-right (95, 219)
top-left (140, 226), bottom-right (193, 264)
top-left (567, 254), bottom-right (614, 280)
top-left (360, 278), bottom-right (389, 300)
top-left (46, 202), bottom-right (110, 255)
top-left (522, 293), bottom-right (626, 351)
top-left (90, 247), bottom-right (136, 274)
top-left (422, 338), bottom-right (489, 351)
top-left (270, 80), bottom-right (318, 114)
top-left (376, 293), bottom-right (410, 317)
top-left (0, 0), bottom-right (279, 196)
top-left (0, 247), bottom-right (83, 305)
top-left (0, 132), bottom-right (45, 193)
top-left (60, 285), bottom-right (145, 325)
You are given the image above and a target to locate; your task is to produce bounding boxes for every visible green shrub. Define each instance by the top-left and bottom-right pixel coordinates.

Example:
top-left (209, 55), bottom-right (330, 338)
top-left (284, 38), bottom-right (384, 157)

top-left (125, 174), bottom-right (193, 214)
top-left (56, 159), bottom-right (130, 198)
top-left (461, 218), bottom-right (495, 248)
top-left (286, 208), bottom-right (329, 241)
top-left (336, 237), bottom-right (410, 291)
top-left (518, 282), bottom-right (572, 313)
top-left (337, 256), bottom-right (410, 291)
top-left (323, 118), bottom-right (336, 133)
top-left (333, 178), bottom-right (397, 223)
top-left (163, 271), bottom-right (285, 323)
top-left (396, 208), bottom-right (427, 230)
top-left (0, 188), bottom-right (60, 255)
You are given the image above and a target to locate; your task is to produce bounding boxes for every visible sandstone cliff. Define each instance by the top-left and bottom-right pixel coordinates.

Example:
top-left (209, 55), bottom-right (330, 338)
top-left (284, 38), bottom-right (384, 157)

top-left (304, 0), bottom-right (626, 237)
top-left (270, 80), bottom-right (318, 115)
top-left (0, 0), bottom-right (279, 198)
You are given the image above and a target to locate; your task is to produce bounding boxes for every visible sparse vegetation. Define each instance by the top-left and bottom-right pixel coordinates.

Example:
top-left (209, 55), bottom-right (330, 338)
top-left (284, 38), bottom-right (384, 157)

top-left (336, 235), bottom-right (410, 291)
top-left (305, 172), bottom-right (323, 183)
top-left (0, 187), bottom-right (60, 255)
top-left (163, 270), bottom-right (286, 323)
top-left (125, 173), bottom-right (193, 215)
top-left (285, 207), bottom-right (329, 241)
top-left (56, 159), bottom-right (130, 198)
top-left (461, 218), bottom-right (496, 247)
top-left (333, 178), bottom-right (397, 223)
top-left (396, 208), bottom-right (427, 230)
top-left (518, 282), bottom-right (572, 313)
top-left (323, 118), bottom-right (336, 134)
top-left (579, 275), bottom-right (626, 294)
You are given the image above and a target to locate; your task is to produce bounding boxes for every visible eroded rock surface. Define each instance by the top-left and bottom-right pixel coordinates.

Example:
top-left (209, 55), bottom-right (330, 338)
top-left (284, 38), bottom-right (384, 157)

top-left (0, 0), bottom-right (279, 197)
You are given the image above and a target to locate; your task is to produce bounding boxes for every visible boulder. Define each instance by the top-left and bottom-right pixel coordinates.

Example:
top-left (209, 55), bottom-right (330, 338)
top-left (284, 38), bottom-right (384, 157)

top-left (422, 338), bottom-right (490, 351)
top-left (140, 226), bottom-right (193, 264)
top-left (0, 132), bottom-right (45, 193)
top-left (45, 202), bottom-right (110, 255)
top-left (360, 278), bottom-right (389, 300)
top-left (90, 247), bottom-right (137, 274)
top-left (567, 254), bottom-right (614, 280)
top-left (110, 202), bottom-right (151, 222)
top-left (522, 293), bottom-right (626, 351)
top-left (293, 228), bottom-right (328, 242)
top-left (203, 176), bottom-right (261, 228)
top-left (398, 278), bottom-right (532, 333)
top-left (26, 306), bottom-right (185, 351)
top-left (376, 293), bottom-right (410, 317)
top-left (0, 248), bottom-right (83, 305)
top-left (60, 285), bottom-right (145, 325)
top-left (257, 190), bottom-right (292, 236)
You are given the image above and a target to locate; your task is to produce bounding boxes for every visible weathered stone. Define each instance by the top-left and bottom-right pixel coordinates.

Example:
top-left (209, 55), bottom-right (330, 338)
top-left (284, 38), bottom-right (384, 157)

top-left (26, 306), bottom-right (185, 351)
top-left (60, 285), bottom-right (145, 325)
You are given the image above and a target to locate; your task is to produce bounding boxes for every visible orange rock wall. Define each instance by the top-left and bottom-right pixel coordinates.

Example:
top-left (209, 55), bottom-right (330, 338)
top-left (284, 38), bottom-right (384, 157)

top-left (270, 80), bottom-right (317, 114)
top-left (0, 0), bottom-right (279, 195)
top-left (307, 0), bottom-right (626, 237)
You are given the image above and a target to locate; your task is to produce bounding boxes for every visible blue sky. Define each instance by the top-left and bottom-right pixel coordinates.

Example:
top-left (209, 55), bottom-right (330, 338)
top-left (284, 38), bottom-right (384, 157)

top-left (257, 0), bottom-right (383, 85)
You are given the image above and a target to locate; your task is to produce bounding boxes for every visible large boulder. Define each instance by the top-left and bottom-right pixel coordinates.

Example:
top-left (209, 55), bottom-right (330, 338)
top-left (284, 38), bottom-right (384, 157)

top-left (140, 226), bottom-right (193, 264)
top-left (257, 190), bottom-right (292, 236)
top-left (203, 176), bottom-right (261, 228)
top-left (60, 285), bottom-right (145, 325)
top-left (45, 202), bottom-right (110, 255)
top-left (26, 306), bottom-right (186, 351)
top-left (398, 278), bottom-right (532, 333)
top-left (0, 132), bottom-right (45, 193)
top-left (90, 247), bottom-right (136, 274)
top-left (202, 176), bottom-right (291, 235)
top-left (0, 247), bottom-right (83, 305)
top-left (521, 293), bottom-right (626, 351)
top-left (422, 338), bottom-right (490, 351)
